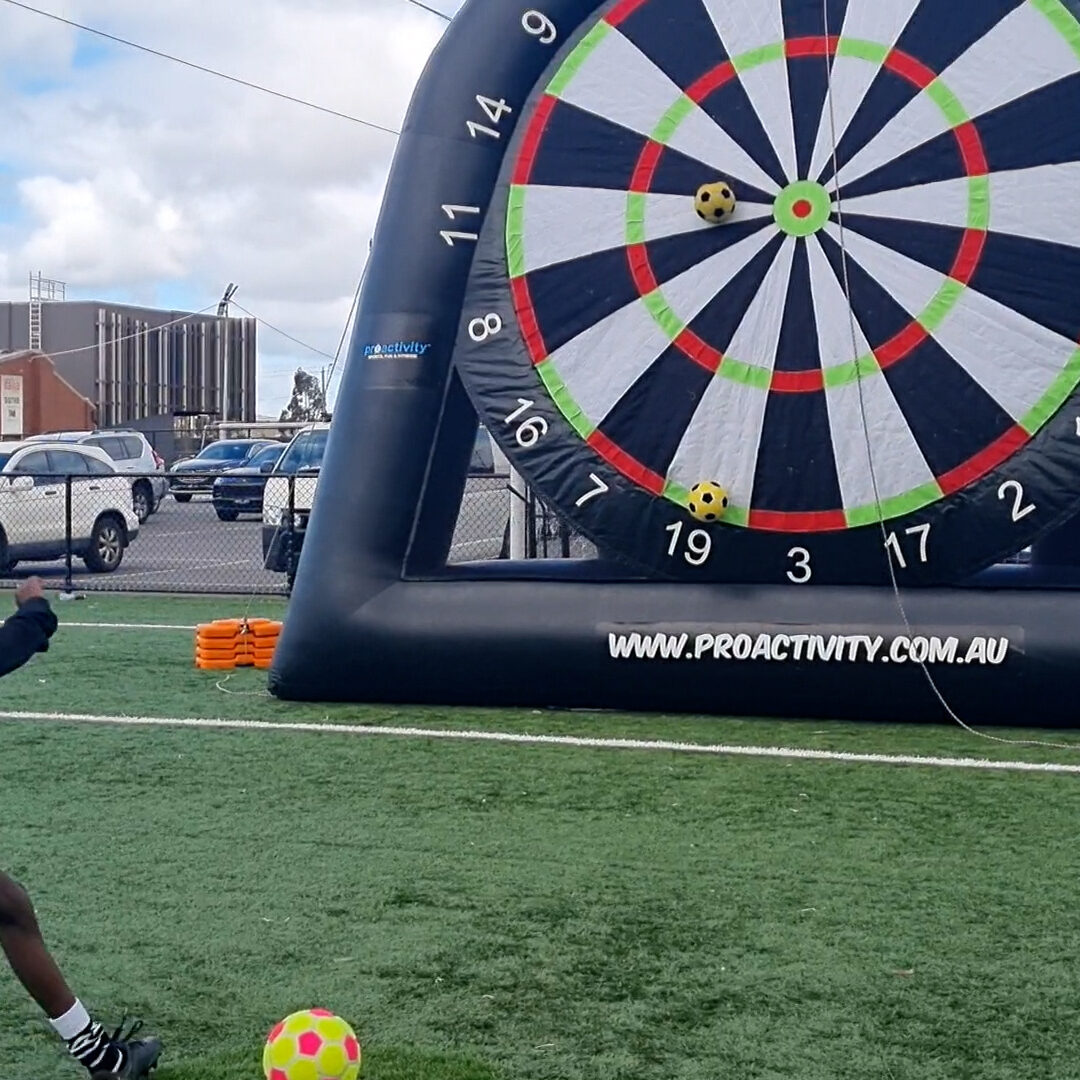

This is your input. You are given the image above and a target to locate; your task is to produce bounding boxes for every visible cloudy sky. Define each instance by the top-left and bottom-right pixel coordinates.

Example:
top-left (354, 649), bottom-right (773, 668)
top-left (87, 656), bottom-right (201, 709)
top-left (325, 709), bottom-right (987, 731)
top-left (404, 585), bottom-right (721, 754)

top-left (0, 0), bottom-right (460, 414)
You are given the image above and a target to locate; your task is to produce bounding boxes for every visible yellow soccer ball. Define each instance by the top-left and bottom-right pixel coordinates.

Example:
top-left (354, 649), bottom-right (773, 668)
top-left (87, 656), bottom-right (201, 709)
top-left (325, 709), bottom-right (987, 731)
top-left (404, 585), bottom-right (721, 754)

top-left (263, 1009), bottom-right (361, 1080)
top-left (688, 482), bottom-right (729, 523)
top-left (695, 180), bottom-right (737, 224)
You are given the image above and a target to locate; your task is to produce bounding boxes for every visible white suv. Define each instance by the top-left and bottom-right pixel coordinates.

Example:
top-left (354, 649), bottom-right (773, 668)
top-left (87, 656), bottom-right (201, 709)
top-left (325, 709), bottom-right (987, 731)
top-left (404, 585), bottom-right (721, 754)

top-left (25, 430), bottom-right (167, 523)
top-left (262, 423), bottom-right (330, 574)
top-left (0, 442), bottom-right (140, 573)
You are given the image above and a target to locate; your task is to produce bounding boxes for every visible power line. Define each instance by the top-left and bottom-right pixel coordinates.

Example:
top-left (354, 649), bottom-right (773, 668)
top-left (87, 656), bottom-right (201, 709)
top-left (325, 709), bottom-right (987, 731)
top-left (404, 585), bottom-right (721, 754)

top-left (230, 301), bottom-right (336, 362)
top-left (403, 0), bottom-right (452, 20)
top-left (325, 268), bottom-right (367, 395)
top-left (0, 0), bottom-right (401, 136)
top-left (31, 305), bottom-right (220, 359)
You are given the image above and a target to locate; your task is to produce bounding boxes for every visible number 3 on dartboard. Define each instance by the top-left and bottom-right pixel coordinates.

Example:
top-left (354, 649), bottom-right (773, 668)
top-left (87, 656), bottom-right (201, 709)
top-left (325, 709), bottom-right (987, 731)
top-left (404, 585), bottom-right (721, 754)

top-left (787, 548), bottom-right (812, 584)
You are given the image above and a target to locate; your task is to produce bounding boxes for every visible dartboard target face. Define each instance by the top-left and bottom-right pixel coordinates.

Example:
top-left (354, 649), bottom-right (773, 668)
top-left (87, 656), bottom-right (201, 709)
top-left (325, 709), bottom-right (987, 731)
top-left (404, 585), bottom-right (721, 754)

top-left (452, 0), bottom-right (1080, 586)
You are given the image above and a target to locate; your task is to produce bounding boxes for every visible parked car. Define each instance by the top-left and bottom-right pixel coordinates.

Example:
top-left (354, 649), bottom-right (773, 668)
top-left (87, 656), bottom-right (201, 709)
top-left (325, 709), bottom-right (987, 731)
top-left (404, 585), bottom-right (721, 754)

top-left (211, 442), bottom-right (285, 521)
top-left (25, 429), bottom-right (167, 523)
top-left (0, 442), bottom-right (140, 573)
top-left (168, 439), bottom-right (277, 502)
top-left (262, 424), bottom-right (330, 574)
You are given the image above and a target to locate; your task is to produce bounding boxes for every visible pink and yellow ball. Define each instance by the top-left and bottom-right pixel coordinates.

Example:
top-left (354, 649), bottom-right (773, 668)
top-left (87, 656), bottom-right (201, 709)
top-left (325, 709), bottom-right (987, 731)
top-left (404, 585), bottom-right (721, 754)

top-left (262, 1009), bottom-right (361, 1080)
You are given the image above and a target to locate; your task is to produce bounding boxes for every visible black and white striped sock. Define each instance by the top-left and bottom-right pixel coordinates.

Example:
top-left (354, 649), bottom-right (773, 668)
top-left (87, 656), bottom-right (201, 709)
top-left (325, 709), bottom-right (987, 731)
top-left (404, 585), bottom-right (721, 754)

top-left (50, 1002), bottom-right (128, 1076)
top-left (67, 1020), bottom-right (127, 1074)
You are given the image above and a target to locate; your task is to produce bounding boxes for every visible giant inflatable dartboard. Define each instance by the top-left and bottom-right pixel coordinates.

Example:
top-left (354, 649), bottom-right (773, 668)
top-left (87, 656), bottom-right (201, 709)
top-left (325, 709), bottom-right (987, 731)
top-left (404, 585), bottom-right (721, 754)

top-left (453, 0), bottom-right (1080, 586)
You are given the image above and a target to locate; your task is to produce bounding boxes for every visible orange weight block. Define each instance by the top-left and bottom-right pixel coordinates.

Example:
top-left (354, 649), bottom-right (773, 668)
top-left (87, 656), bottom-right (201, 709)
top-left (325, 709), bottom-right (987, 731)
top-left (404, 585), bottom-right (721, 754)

top-left (195, 618), bottom-right (284, 670)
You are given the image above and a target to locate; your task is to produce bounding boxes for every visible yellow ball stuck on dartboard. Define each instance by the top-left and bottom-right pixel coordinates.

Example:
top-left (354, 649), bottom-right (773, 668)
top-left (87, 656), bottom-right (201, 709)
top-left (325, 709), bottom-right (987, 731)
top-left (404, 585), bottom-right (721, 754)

top-left (688, 482), bottom-right (729, 523)
top-left (695, 180), bottom-right (737, 224)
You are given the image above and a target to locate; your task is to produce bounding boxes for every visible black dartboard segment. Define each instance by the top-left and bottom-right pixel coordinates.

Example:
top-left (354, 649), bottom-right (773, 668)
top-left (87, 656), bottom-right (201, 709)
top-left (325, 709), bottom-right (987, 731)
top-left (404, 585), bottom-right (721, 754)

top-left (452, 0), bottom-right (1080, 585)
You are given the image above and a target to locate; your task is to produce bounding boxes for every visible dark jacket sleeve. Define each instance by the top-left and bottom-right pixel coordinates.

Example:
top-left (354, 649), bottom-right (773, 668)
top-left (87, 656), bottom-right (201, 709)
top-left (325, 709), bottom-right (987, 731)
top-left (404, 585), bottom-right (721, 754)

top-left (0, 597), bottom-right (58, 679)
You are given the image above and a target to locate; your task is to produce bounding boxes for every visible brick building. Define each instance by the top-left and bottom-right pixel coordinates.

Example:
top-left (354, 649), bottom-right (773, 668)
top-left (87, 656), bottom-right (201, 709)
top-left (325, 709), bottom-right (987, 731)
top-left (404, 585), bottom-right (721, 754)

top-left (0, 350), bottom-right (95, 439)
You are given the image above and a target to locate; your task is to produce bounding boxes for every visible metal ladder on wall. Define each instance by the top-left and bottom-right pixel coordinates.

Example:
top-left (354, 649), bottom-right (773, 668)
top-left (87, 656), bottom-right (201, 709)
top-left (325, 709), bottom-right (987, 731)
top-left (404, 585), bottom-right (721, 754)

top-left (28, 272), bottom-right (66, 352)
top-left (28, 299), bottom-right (42, 352)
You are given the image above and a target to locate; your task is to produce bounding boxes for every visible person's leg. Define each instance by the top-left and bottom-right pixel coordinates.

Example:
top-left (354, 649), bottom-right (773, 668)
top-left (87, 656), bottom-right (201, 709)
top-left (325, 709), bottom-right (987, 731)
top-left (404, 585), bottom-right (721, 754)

top-left (0, 871), bottom-right (76, 1016)
top-left (0, 871), bottom-right (161, 1077)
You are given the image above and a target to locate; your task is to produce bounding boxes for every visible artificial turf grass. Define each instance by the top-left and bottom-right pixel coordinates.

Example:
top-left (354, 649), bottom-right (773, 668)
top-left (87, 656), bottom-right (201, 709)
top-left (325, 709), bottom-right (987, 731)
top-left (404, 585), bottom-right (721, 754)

top-left (3, 720), bottom-right (1080, 1079)
top-left (1, 592), bottom-right (1079, 768)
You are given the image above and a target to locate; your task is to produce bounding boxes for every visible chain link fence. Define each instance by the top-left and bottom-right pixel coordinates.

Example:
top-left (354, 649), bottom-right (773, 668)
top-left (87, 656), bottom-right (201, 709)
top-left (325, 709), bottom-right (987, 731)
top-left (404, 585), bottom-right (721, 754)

top-left (0, 468), bottom-right (593, 596)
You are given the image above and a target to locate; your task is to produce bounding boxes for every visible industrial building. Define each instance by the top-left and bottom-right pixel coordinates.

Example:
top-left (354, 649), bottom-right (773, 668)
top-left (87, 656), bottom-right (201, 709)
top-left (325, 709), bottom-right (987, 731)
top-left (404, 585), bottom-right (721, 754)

top-left (0, 299), bottom-right (258, 435)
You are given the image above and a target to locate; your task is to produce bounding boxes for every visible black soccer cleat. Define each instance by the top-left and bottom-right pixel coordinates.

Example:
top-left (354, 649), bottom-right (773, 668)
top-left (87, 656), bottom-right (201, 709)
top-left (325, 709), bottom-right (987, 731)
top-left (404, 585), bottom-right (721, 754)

top-left (88, 1018), bottom-right (162, 1079)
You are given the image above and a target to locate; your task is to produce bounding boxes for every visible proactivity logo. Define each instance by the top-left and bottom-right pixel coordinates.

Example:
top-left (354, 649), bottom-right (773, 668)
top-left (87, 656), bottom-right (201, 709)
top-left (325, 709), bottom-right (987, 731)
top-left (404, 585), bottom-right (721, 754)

top-left (362, 340), bottom-right (432, 359)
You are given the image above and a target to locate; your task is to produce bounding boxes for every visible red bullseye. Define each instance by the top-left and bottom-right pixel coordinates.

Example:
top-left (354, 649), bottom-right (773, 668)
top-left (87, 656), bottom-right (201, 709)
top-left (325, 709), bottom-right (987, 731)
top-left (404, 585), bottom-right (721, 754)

top-left (792, 199), bottom-right (812, 219)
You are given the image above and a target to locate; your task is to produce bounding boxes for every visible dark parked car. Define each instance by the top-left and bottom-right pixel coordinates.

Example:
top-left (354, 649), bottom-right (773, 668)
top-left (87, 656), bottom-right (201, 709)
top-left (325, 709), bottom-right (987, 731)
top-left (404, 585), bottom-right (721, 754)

top-left (211, 443), bottom-right (285, 521)
top-left (168, 439), bottom-right (276, 502)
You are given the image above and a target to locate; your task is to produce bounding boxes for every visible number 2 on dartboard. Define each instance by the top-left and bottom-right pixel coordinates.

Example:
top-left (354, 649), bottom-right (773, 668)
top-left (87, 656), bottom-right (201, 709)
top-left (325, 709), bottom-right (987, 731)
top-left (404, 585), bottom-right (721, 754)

top-left (998, 481), bottom-right (1035, 522)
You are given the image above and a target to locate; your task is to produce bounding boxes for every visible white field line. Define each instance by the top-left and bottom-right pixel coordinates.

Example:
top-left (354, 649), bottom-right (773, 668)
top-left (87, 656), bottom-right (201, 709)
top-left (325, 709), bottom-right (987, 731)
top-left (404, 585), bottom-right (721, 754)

top-left (1, 710), bottom-right (1079, 774)
top-left (64, 622), bottom-right (195, 630)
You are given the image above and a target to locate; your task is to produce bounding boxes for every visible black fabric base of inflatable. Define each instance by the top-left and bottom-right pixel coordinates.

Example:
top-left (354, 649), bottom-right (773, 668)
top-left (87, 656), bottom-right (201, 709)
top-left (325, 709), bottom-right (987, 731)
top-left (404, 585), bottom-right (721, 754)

top-left (268, 566), bottom-right (1080, 726)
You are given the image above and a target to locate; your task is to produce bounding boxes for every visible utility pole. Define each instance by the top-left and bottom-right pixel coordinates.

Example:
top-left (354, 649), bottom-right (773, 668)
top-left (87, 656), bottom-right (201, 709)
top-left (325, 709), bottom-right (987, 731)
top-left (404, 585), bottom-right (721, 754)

top-left (217, 283), bottom-right (238, 423)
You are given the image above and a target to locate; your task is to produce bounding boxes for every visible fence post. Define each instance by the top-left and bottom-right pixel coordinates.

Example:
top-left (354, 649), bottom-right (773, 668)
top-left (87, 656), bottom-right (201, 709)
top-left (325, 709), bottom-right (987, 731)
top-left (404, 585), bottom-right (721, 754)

top-left (525, 489), bottom-right (537, 560)
top-left (286, 474), bottom-right (296, 594)
top-left (64, 474), bottom-right (74, 594)
top-left (508, 466), bottom-right (527, 560)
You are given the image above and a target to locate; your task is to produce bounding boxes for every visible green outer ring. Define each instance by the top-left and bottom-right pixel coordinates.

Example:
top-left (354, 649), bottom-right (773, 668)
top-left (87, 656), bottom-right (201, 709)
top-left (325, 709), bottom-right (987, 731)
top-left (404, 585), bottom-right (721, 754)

top-left (507, 1), bottom-right (1080, 527)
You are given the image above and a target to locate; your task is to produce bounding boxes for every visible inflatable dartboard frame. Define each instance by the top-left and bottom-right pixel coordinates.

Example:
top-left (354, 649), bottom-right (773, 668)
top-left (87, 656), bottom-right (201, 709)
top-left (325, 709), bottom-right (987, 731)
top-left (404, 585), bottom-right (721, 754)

top-left (271, 0), bottom-right (1080, 725)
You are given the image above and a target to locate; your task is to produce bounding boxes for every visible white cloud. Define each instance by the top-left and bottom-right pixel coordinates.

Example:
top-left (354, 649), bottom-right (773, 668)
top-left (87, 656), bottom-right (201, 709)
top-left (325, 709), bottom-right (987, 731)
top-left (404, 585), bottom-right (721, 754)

top-left (18, 170), bottom-right (194, 283)
top-left (0, 0), bottom-right (457, 412)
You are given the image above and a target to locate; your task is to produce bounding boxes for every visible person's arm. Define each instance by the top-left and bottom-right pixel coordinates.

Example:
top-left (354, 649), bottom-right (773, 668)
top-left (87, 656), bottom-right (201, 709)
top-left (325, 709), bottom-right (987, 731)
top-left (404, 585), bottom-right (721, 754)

top-left (0, 579), bottom-right (58, 680)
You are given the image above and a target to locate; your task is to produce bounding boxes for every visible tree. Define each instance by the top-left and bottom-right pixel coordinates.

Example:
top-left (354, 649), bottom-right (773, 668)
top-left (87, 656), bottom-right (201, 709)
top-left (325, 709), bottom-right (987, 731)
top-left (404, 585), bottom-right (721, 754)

top-left (279, 368), bottom-right (327, 422)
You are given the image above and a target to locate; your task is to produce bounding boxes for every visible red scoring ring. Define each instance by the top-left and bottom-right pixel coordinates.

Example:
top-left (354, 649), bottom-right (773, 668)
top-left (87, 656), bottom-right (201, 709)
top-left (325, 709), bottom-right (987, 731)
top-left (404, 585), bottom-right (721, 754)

top-left (625, 37), bottom-right (989, 393)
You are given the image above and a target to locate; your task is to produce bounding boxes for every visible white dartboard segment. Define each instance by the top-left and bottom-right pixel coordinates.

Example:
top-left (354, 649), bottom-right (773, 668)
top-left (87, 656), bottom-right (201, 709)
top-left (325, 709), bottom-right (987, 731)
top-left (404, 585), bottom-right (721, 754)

top-left (518, 186), bottom-right (642, 274)
top-left (723, 236), bottom-right (798, 374)
top-left (551, 227), bottom-right (778, 426)
top-left (841, 175), bottom-right (973, 231)
top-left (701, 0), bottom-right (799, 182)
top-left (837, 2), bottom-right (1080, 189)
top-left (826, 373), bottom-right (939, 511)
top-left (554, 25), bottom-right (781, 194)
top-left (989, 163), bottom-right (1080, 249)
top-left (805, 233), bottom-right (874, 371)
top-left (549, 299), bottom-right (673, 427)
top-left (807, 0), bottom-right (925, 180)
top-left (835, 224), bottom-right (1078, 420)
top-left (640, 192), bottom-right (774, 243)
top-left (667, 376), bottom-right (771, 510)
top-left (514, 187), bottom-right (768, 276)
top-left (658, 227), bottom-right (780, 329)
